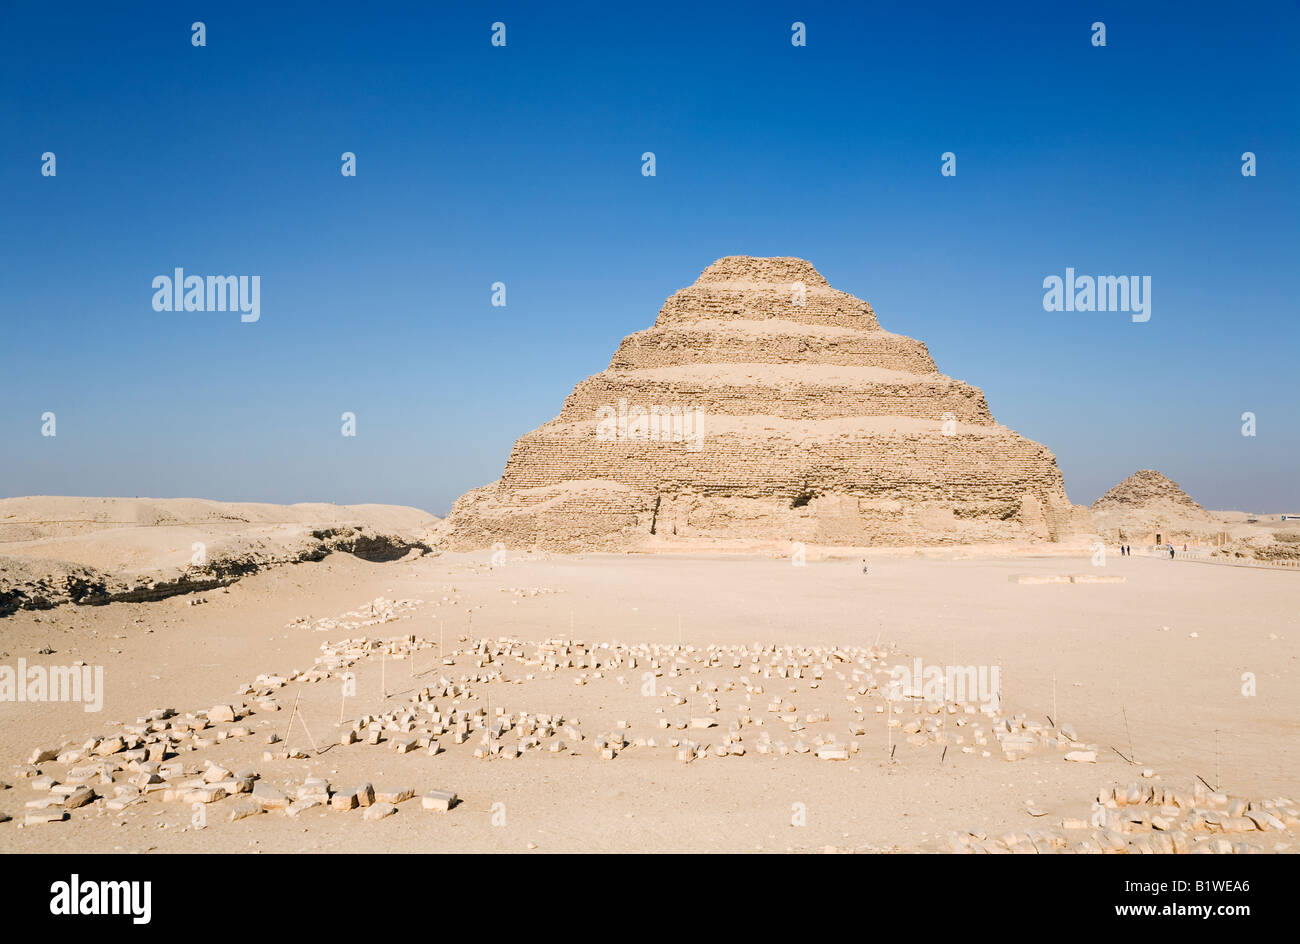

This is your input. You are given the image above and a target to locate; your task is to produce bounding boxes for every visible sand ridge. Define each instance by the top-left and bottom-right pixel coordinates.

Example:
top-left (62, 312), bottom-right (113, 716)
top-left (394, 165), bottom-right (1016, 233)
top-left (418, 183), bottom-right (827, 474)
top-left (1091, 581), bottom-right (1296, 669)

top-left (0, 497), bottom-right (438, 615)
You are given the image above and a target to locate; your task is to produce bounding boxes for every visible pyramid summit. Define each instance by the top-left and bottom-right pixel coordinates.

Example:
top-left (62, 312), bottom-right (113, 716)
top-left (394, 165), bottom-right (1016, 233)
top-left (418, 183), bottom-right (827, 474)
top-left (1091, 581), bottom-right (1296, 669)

top-left (444, 256), bottom-right (1087, 551)
top-left (693, 255), bottom-right (833, 289)
top-left (656, 255), bottom-right (878, 331)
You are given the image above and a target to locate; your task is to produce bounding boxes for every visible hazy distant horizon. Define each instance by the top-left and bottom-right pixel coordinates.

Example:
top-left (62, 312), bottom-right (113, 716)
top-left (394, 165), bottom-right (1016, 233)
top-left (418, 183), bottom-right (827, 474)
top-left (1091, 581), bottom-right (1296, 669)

top-left (4, 2), bottom-right (1296, 513)
top-left (1, 488), bottom-right (1294, 521)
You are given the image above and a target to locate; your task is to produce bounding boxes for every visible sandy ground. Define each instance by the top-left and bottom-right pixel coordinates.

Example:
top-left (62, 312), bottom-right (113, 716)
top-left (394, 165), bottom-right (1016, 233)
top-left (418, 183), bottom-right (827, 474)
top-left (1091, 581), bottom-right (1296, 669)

top-left (1, 549), bottom-right (1296, 853)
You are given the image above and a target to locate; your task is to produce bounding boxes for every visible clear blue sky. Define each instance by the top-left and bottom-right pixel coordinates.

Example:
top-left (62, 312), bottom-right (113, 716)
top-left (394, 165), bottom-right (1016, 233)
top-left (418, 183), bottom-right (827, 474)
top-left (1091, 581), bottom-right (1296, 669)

top-left (2, 1), bottom-right (1297, 514)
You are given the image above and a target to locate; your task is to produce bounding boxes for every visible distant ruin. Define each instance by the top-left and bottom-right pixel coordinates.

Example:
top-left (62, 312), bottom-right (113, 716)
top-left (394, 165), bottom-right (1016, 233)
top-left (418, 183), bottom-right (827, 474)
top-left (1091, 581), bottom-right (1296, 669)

top-left (1091, 469), bottom-right (1220, 545)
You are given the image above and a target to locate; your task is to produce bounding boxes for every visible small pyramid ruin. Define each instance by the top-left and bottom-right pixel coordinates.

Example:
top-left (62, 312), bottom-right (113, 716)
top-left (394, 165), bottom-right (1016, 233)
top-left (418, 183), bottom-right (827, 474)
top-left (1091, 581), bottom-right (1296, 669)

top-left (1092, 470), bottom-right (1204, 513)
top-left (444, 256), bottom-right (1086, 551)
top-left (1091, 469), bottom-right (1218, 544)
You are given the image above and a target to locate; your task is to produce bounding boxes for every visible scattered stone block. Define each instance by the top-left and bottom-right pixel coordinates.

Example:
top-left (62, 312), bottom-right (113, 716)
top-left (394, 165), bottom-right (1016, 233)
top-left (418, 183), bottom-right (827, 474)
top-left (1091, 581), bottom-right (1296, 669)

top-left (183, 785), bottom-right (227, 805)
top-left (286, 797), bottom-right (322, 817)
top-left (393, 735), bottom-right (419, 754)
top-left (252, 782), bottom-right (290, 810)
top-left (25, 810), bottom-right (68, 825)
top-left (63, 785), bottom-right (96, 809)
top-left (297, 779), bottom-right (331, 802)
top-left (202, 763), bottom-right (232, 784)
top-left (421, 790), bottom-right (457, 812)
top-left (228, 799), bottom-right (263, 821)
top-left (92, 736), bottom-right (125, 756)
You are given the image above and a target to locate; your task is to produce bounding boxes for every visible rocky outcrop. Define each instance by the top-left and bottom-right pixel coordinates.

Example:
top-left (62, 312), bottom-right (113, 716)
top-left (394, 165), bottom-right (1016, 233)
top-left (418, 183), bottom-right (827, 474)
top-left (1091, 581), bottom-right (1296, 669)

top-left (0, 498), bottom-right (437, 615)
top-left (444, 256), bottom-right (1087, 552)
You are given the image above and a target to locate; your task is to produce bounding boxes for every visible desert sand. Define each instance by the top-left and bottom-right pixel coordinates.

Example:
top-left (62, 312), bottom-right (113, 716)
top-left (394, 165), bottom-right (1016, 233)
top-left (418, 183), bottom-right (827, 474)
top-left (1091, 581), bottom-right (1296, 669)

top-left (1, 541), bottom-right (1295, 853)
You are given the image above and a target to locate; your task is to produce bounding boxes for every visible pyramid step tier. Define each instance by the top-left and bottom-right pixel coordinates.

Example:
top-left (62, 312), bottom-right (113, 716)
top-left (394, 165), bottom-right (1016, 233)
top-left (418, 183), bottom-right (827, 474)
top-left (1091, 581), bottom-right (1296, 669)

top-left (656, 286), bottom-right (878, 330)
top-left (501, 423), bottom-right (1065, 502)
top-left (446, 480), bottom-right (1078, 552)
top-left (611, 320), bottom-right (938, 372)
top-left (558, 368), bottom-right (993, 423)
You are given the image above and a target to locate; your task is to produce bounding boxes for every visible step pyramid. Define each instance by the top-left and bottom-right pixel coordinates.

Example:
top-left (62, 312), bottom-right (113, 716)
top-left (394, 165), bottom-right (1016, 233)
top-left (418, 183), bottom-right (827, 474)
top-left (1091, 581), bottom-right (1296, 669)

top-left (444, 256), bottom-right (1085, 551)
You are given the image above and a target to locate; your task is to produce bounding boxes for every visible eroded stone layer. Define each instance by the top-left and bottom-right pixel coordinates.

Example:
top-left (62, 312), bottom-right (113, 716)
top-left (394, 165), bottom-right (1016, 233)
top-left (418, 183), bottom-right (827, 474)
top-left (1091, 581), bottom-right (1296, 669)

top-left (444, 256), bottom-right (1084, 551)
top-left (556, 369), bottom-right (994, 423)
top-left (610, 321), bottom-right (938, 372)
